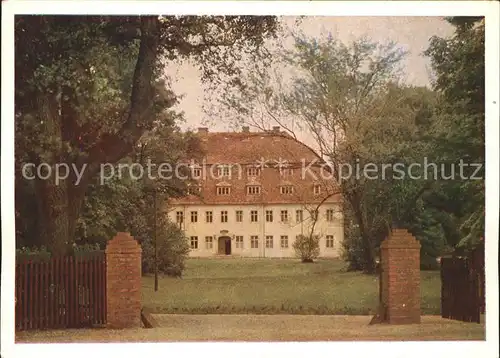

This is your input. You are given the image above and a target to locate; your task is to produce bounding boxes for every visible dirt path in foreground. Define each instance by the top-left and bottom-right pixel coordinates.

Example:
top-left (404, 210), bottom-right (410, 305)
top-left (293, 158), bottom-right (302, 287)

top-left (16, 315), bottom-right (485, 343)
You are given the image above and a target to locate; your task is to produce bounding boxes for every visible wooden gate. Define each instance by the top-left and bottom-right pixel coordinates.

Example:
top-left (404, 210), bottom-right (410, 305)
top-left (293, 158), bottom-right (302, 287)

top-left (15, 254), bottom-right (107, 330)
top-left (441, 256), bottom-right (482, 323)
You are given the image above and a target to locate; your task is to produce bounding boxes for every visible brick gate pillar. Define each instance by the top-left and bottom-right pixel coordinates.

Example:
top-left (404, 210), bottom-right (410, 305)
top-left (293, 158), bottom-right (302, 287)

top-left (106, 232), bottom-right (142, 328)
top-left (380, 228), bottom-right (421, 324)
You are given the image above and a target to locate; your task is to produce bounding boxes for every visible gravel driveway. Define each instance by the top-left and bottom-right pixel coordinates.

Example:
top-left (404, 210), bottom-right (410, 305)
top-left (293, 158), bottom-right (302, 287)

top-left (16, 314), bottom-right (485, 342)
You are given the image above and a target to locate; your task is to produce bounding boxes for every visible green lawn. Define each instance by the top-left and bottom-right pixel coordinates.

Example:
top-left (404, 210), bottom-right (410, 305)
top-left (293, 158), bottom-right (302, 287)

top-left (142, 258), bottom-right (442, 315)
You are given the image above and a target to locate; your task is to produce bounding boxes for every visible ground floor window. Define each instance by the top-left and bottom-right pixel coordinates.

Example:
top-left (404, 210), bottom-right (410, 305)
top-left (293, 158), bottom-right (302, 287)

top-left (265, 235), bottom-right (273, 248)
top-left (235, 236), bottom-right (244, 248)
top-left (326, 235), bottom-right (334, 248)
top-left (250, 235), bottom-right (259, 248)
top-left (280, 235), bottom-right (289, 248)
top-left (190, 236), bottom-right (199, 249)
top-left (205, 236), bottom-right (213, 249)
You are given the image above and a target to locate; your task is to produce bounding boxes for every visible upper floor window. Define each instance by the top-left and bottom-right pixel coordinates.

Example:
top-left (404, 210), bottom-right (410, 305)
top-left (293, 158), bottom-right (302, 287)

top-left (247, 167), bottom-right (261, 177)
top-left (280, 210), bottom-right (289, 223)
top-left (280, 185), bottom-right (294, 195)
top-left (206, 211), bottom-right (213, 223)
top-left (217, 186), bottom-right (231, 195)
top-left (313, 184), bottom-right (321, 195)
top-left (296, 210), bottom-right (303, 222)
top-left (190, 211), bottom-right (198, 223)
top-left (236, 210), bottom-right (243, 222)
top-left (221, 211), bottom-right (228, 223)
top-left (176, 211), bottom-right (184, 224)
top-left (311, 209), bottom-right (318, 221)
top-left (265, 210), bottom-right (273, 222)
top-left (250, 210), bottom-right (258, 222)
top-left (326, 209), bottom-right (335, 222)
top-left (247, 185), bottom-right (261, 195)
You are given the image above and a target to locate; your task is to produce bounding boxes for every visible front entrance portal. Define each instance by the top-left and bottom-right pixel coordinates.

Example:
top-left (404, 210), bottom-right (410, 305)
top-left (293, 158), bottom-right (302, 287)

top-left (218, 236), bottom-right (232, 255)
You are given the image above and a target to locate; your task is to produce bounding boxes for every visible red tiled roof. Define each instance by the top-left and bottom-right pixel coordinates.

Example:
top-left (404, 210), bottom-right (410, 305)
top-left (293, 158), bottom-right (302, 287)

top-left (170, 130), bottom-right (341, 205)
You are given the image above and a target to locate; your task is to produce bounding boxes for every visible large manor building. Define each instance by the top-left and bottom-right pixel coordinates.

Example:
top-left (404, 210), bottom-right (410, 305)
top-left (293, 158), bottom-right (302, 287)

top-left (167, 126), bottom-right (344, 258)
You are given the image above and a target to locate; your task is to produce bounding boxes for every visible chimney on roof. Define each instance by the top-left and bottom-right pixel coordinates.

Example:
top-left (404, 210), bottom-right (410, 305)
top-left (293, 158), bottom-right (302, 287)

top-left (242, 126), bottom-right (250, 133)
top-left (272, 126), bottom-right (280, 133)
top-left (198, 127), bottom-right (208, 134)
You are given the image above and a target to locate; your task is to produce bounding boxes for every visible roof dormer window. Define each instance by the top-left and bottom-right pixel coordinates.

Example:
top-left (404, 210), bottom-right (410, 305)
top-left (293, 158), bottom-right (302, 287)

top-left (187, 184), bottom-right (201, 195)
top-left (280, 185), bottom-right (294, 195)
top-left (217, 186), bottom-right (231, 195)
top-left (281, 168), bottom-right (294, 177)
top-left (216, 165), bottom-right (231, 178)
top-left (313, 184), bottom-right (321, 195)
top-left (216, 181), bottom-right (231, 195)
top-left (247, 185), bottom-right (261, 195)
top-left (190, 165), bottom-right (202, 179)
top-left (247, 167), bottom-right (261, 177)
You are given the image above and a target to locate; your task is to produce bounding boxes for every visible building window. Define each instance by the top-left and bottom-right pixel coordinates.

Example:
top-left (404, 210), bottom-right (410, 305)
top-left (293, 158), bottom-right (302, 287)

top-left (221, 211), bottom-right (228, 223)
top-left (296, 210), bottom-right (303, 222)
top-left (326, 235), bottom-right (335, 248)
top-left (190, 236), bottom-right (198, 249)
top-left (176, 211), bottom-right (184, 224)
top-left (205, 236), bottom-right (213, 249)
top-left (281, 168), bottom-right (294, 177)
top-left (313, 184), bottom-right (321, 195)
top-left (326, 209), bottom-right (334, 222)
top-left (280, 235), bottom-right (289, 249)
top-left (280, 210), bottom-right (288, 222)
top-left (247, 185), bottom-right (261, 195)
top-left (217, 186), bottom-right (231, 195)
top-left (235, 236), bottom-right (244, 249)
top-left (280, 185), bottom-right (294, 195)
top-left (192, 167), bottom-right (202, 178)
top-left (265, 210), bottom-right (273, 222)
top-left (217, 165), bottom-right (231, 177)
top-left (206, 211), bottom-right (213, 223)
top-left (311, 209), bottom-right (318, 221)
top-left (265, 236), bottom-right (274, 248)
top-left (191, 211), bottom-right (198, 223)
top-left (247, 167), bottom-right (260, 177)
top-left (250, 210), bottom-right (258, 222)
top-left (187, 185), bottom-right (201, 195)
top-left (236, 210), bottom-right (243, 222)
top-left (250, 235), bottom-right (259, 248)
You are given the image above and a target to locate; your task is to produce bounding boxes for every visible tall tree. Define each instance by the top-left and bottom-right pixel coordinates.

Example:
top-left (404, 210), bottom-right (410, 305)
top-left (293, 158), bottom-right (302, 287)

top-left (424, 17), bottom-right (485, 249)
top-left (15, 15), bottom-right (278, 254)
top-left (218, 35), bottom-right (438, 272)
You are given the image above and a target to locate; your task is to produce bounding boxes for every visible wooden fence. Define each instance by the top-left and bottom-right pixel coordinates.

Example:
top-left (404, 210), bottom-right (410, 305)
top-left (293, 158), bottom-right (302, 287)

top-left (15, 254), bottom-right (106, 330)
top-left (441, 256), bottom-right (483, 323)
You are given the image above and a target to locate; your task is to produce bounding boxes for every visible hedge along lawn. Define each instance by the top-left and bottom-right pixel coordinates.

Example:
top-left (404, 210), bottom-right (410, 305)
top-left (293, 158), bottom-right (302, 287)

top-left (142, 258), bottom-right (442, 315)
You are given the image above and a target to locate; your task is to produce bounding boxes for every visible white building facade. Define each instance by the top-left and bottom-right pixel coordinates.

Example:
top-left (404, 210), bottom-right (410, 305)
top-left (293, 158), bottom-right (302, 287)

top-left (167, 127), bottom-right (344, 258)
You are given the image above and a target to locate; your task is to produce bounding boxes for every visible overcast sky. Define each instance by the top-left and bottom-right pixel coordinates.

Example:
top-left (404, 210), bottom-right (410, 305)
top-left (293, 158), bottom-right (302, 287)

top-left (167, 16), bottom-right (454, 137)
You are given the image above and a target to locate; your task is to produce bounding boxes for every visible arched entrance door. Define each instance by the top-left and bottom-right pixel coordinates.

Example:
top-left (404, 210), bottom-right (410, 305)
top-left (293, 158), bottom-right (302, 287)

top-left (218, 236), bottom-right (232, 255)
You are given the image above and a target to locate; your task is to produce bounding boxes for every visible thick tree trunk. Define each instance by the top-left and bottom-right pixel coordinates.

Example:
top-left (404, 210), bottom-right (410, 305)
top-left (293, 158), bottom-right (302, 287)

top-left (31, 17), bottom-right (161, 254)
top-left (361, 232), bottom-right (377, 274)
top-left (353, 207), bottom-right (376, 274)
top-left (35, 178), bottom-right (69, 256)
